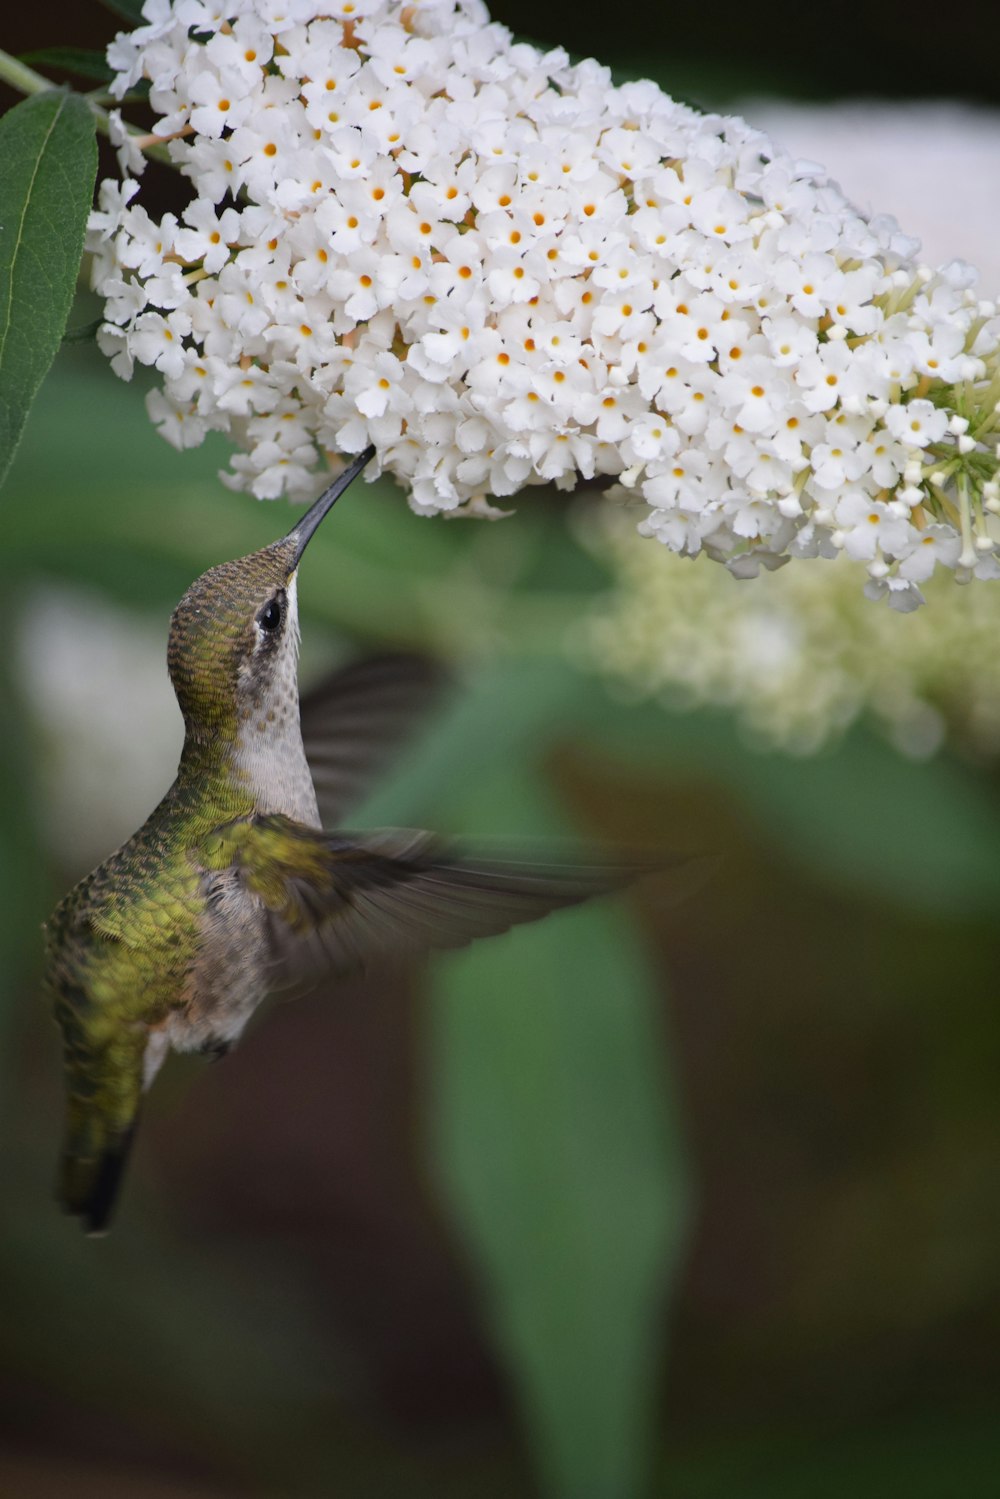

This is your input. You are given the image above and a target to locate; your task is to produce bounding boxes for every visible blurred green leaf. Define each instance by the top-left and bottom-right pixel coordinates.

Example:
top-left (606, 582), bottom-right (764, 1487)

top-left (583, 694), bottom-right (1000, 918)
top-left (359, 656), bottom-right (584, 828)
top-left (96, 0), bottom-right (147, 23)
top-left (662, 1406), bottom-right (1000, 1498)
top-left (18, 48), bottom-right (114, 83)
top-left (0, 658), bottom-right (49, 1053)
top-left (428, 760), bottom-right (689, 1499)
top-left (0, 91), bottom-right (97, 495)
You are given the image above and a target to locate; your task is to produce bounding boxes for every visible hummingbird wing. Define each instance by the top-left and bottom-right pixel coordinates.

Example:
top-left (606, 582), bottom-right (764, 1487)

top-left (298, 652), bottom-right (449, 828)
top-left (198, 814), bottom-right (706, 992)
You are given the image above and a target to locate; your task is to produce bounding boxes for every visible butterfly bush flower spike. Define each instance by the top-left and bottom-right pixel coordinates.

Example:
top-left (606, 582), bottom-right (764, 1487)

top-left (583, 510), bottom-right (1000, 757)
top-left (90, 0), bottom-right (1000, 607)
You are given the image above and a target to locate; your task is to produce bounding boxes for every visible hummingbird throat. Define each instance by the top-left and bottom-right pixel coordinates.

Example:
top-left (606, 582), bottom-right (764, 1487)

top-left (231, 573), bottom-right (321, 829)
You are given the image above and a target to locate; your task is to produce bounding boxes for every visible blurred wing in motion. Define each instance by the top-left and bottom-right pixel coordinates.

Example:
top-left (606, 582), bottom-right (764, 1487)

top-left (198, 815), bottom-right (710, 994)
top-left (299, 652), bottom-right (449, 828)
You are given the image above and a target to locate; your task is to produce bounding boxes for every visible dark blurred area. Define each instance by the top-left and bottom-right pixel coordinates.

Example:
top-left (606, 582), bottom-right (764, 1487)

top-left (6, 0), bottom-right (1000, 105)
top-left (2, 4), bottom-right (1000, 1497)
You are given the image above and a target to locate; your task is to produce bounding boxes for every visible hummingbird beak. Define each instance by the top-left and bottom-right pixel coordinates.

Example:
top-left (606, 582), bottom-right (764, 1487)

top-left (286, 445), bottom-right (376, 567)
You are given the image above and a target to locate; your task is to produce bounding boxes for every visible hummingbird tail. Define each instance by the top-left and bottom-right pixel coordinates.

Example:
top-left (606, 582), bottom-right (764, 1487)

top-left (58, 1120), bottom-right (139, 1237)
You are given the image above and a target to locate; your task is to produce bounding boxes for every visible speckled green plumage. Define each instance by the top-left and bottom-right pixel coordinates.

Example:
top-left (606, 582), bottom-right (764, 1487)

top-left (43, 759), bottom-right (253, 1221)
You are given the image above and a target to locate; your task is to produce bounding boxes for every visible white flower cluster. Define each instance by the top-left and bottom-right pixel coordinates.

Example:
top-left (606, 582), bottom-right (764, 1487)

top-left (91, 0), bottom-right (1000, 606)
top-left (583, 507), bottom-right (1000, 757)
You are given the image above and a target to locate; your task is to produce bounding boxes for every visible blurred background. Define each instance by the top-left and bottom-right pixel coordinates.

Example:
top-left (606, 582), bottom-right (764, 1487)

top-left (2, 2), bottom-right (1000, 1496)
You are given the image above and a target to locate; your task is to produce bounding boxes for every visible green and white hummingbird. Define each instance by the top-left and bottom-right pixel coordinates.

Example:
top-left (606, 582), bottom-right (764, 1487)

top-left (43, 447), bottom-right (674, 1235)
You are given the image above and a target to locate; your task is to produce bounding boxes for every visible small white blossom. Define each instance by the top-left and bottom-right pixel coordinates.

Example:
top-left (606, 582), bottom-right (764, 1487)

top-left (129, 308), bottom-right (192, 379)
top-left (107, 110), bottom-right (148, 178)
top-left (883, 399), bottom-right (951, 448)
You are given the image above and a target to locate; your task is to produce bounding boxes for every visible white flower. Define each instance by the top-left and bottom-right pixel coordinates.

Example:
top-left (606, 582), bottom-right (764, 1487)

top-left (146, 386), bottom-right (209, 448)
top-left (717, 357), bottom-right (793, 433)
top-left (90, 0), bottom-right (1000, 605)
top-left (884, 399), bottom-right (950, 448)
top-left (129, 309), bottom-right (192, 379)
top-left (107, 111), bottom-right (148, 179)
top-left (833, 493), bottom-right (915, 563)
top-left (584, 506), bottom-right (1000, 755)
top-left (898, 523), bottom-right (963, 582)
top-left (173, 199), bottom-right (241, 274)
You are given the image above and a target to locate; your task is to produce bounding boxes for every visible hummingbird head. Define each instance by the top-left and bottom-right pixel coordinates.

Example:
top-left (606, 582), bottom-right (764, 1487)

top-left (167, 448), bottom-right (375, 741)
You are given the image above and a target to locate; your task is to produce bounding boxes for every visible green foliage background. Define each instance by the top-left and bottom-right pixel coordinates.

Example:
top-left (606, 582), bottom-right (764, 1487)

top-left (1, 4), bottom-right (1000, 1497)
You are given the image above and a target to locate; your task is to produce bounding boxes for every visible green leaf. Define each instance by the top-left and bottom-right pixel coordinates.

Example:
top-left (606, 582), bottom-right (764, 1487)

top-left (360, 657), bottom-right (584, 827)
top-left (662, 1407), bottom-right (1000, 1498)
top-left (581, 695), bottom-right (1000, 918)
top-left (95, 0), bottom-right (149, 23)
top-left (0, 656), bottom-right (49, 1056)
top-left (0, 91), bottom-right (97, 495)
top-left (427, 763), bottom-right (690, 1499)
top-left (18, 48), bottom-right (114, 83)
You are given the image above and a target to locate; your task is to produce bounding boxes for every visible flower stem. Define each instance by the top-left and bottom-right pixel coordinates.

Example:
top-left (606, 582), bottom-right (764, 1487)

top-left (0, 46), bottom-right (52, 97)
top-left (0, 45), bottom-right (173, 166)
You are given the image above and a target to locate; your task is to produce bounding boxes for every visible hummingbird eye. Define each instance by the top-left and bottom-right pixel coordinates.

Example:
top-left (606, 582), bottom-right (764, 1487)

top-left (258, 596), bottom-right (283, 633)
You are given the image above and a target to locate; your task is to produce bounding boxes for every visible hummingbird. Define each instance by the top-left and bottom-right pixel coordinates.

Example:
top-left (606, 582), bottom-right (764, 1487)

top-left (43, 447), bottom-right (681, 1235)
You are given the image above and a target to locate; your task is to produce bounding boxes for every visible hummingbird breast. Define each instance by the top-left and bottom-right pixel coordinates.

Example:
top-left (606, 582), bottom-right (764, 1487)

top-left (160, 756), bottom-right (319, 1067)
top-left (165, 688), bottom-right (320, 1062)
top-left (162, 866), bottom-right (274, 1060)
